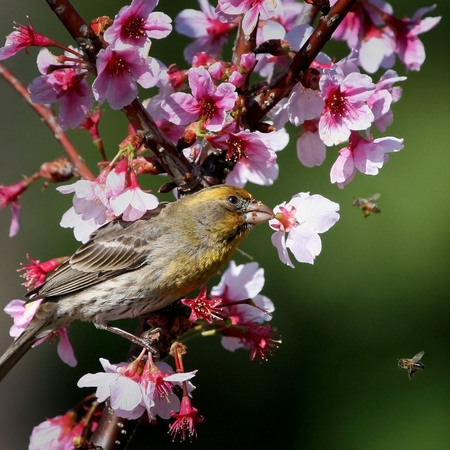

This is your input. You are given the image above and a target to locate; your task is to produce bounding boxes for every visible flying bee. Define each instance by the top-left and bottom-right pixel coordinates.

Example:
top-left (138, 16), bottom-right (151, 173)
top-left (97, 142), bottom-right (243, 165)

top-left (398, 351), bottom-right (425, 380)
top-left (353, 194), bottom-right (381, 217)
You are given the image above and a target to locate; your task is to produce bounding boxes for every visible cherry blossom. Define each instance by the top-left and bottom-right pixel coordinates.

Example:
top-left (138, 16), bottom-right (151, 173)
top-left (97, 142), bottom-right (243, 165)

top-left (78, 357), bottom-right (197, 421)
top-left (384, 4), bottom-right (441, 71)
top-left (17, 254), bottom-right (64, 290)
top-left (161, 65), bottom-right (237, 132)
top-left (216, 0), bottom-right (279, 36)
top-left (210, 261), bottom-right (278, 359)
top-left (29, 411), bottom-right (83, 450)
top-left (270, 193), bottom-right (340, 266)
top-left (176, 0), bottom-right (236, 63)
top-left (332, 0), bottom-right (440, 72)
top-left (78, 357), bottom-right (146, 420)
top-left (330, 131), bottom-right (403, 188)
top-left (0, 178), bottom-right (33, 237)
top-left (319, 69), bottom-right (375, 146)
top-left (0, 20), bottom-right (56, 60)
top-left (4, 299), bottom-right (43, 339)
top-left (181, 286), bottom-right (223, 323)
top-left (104, 0), bottom-right (172, 49)
top-left (206, 124), bottom-right (287, 187)
top-left (4, 299), bottom-right (77, 366)
top-left (169, 394), bottom-right (203, 442)
top-left (92, 43), bottom-right (162, 110)
top-left (28, 48), bottom-right (94, 129)
top-left (57, 160), bottom-right (159, 242)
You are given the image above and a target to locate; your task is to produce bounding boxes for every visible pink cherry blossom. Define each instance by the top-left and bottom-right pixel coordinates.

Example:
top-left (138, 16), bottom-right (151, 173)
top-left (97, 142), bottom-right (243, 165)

top-left (4, 299), bottom-right (77, 366)
top-left (92, 43), bottom-right (161, 109)
top-left (140, 359), bottom-right (185, 420)
top-left (78, 357), bottom-right (195, 421)
top-left (286, 84), bottom-right (325, 127)
top-left (330, 131), bottom-right (403, 188)
top-left (0, 21), bottom-right (56, 60)
top-left (384, 4), bottom-right (441, 71)
top-left (176, 0), bottom-right (236, 63)
top-left (54, 326), bottom-right (77, 367)
top-left (57, 161), bottom-right (159, 242)
top-left (211, 261), bottom-right (274, 321)
top-left (104, 0), bottom-right (172, 49)
top-left (270, 193), bottom-right (340, 266)
top-left (29, 411), bottom-right (83, 450)
top-left (207, 124), bottom-right (287, 187)
top-left (368, 70), bottom-right (406, 132)
top-left (332, 0), bottom-right (440, 72)
top-left (210, 261), bottom-right (278, 359)
top-left (18, 254), bottom-right (66, 290)
top-left (28, 48), bottom-right (94, 129)
top-left (4, 299), bottom-right (43, 339)
top-left (169, 394), bottom-right (203, 442)
top-left (108, 164), bottom-right (159, 221)
top-left (0, 178), bottom-right (34, 237)
top-left (181, 286), bottom-right (223, 323)
top-left (332, 1), bottom-right (396, 73)
top-left (78, 357), bottom-right (146, 420)
top-left (216, 0), bottom-right (278, 36)
top-left (57, 177), bottom-right (111, 241)
top-left (161, 66), bottom-right (237, 132)
top-left (319, 69), bottom-right (375, 146)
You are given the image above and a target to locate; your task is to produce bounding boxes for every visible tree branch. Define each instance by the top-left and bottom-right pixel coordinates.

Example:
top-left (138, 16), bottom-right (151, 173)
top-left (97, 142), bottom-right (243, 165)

top-left (245, 0), bottom-right (358, 127)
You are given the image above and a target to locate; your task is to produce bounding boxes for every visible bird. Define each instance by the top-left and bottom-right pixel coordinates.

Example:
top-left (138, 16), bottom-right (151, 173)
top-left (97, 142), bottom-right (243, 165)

top-left (0, 185), bottom-right (274, 381)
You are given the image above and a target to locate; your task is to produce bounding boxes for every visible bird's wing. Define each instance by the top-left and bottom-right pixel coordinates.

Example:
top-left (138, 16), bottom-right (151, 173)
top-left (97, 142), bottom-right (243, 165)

top-left (30, 205), bottom-right (166, 299)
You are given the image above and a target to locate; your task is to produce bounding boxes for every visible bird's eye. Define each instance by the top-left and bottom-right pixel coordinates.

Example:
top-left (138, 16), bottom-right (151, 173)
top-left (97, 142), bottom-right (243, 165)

top-left (227, 195), bottom-right (239, 205)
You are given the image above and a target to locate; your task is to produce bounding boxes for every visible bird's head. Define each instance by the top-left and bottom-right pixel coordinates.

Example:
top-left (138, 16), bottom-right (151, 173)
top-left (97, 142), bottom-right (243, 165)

top-left (179, 185), bottom-right (274, 246)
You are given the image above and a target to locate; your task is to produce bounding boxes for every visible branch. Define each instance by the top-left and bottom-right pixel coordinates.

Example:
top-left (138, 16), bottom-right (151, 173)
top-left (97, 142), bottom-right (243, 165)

top-left (0, 62), bottom-right (95, 180)
top-left (245, 0), bottom-right (358, 127)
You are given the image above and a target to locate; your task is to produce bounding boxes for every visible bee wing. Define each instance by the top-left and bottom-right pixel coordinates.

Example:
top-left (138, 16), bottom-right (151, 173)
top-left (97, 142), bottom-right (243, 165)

top-left (412, 351), bottom-right (424, 362)
top-left (368, 193), bottom-right (381, 202)
top-left (28, 205), bottom-right (167, 299)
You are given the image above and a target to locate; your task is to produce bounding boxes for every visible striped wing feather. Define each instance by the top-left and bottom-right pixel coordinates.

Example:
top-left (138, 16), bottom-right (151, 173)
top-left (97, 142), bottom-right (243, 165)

top-left (29, 205), bottom-right (166, 299)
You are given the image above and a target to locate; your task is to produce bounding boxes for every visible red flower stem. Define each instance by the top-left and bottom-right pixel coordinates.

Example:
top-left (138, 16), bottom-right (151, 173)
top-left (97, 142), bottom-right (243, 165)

top-left (245, 0), bottom-right (357, 127)
top-left (0, 62), bottom-right (95, 180)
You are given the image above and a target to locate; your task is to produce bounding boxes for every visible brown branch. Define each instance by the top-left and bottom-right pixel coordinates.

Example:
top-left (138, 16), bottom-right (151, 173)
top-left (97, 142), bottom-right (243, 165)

top-left (44, 0), bottom-right (103, 65)
top-left (90, 403), bottom-right (140, 450)
top-left (245, 0), bottom-right (358, 128)
top-left (0, 62), bottom-right (95, 180)
top-left (122, 100), bottom-right (203, 194)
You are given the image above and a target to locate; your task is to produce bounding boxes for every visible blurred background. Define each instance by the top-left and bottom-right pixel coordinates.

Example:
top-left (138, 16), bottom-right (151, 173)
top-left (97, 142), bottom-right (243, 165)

top-left (0, 1), bottom-right (449, 449)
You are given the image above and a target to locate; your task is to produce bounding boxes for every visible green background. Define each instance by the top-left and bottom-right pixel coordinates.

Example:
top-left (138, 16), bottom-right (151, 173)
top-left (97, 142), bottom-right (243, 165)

top-left (0, 1), bottom-right (449, 449)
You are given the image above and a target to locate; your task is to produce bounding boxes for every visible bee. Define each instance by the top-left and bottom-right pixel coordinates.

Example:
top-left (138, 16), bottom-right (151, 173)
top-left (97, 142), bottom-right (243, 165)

top-left (398, 351), bottom-right (425, 380)
top-left (353, 194), bottom-right (381, 217)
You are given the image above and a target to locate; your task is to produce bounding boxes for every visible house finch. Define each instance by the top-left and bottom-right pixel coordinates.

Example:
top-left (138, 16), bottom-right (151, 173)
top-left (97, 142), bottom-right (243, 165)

top-left (0, 185), bottom-right (273, 381)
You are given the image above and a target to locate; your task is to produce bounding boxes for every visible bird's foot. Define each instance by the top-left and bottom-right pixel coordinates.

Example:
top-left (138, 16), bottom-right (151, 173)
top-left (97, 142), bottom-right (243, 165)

top-left (94, 322), bottom-right (161, 357)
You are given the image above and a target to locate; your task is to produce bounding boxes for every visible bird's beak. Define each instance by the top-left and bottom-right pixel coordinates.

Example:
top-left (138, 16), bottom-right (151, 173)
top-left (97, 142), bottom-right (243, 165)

top-left (244, 200), bottom-right (274, 226)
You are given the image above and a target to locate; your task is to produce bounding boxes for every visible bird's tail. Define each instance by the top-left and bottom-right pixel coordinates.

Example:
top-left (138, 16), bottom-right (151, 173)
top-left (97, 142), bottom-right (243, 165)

top-left (0, 303), bottom-right (57, 382)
